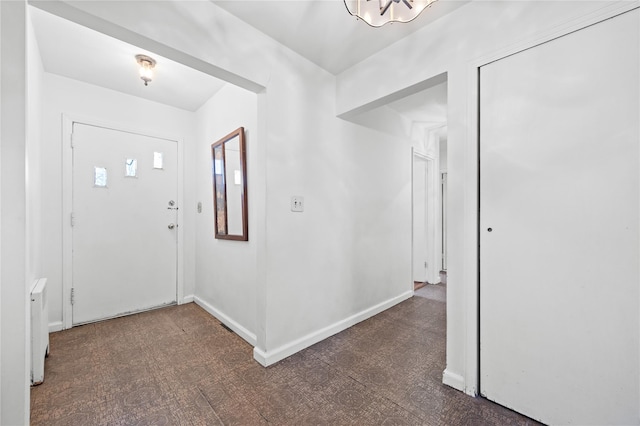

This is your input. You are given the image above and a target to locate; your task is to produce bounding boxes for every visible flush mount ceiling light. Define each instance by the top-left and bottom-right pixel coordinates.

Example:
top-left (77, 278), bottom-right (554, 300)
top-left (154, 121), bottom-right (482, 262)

top-left (135, 54), bottom-right (156, 86)
top-left (344, 0), bottom-right (437, 27)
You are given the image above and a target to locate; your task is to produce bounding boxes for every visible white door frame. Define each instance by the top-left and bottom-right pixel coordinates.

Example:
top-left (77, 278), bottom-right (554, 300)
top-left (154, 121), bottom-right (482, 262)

top-left (61, 114), bottom-right (185, 330)
top-left (411, 148), bottom-right (442, 287)
top-left (441, 172), bottom-right (447, 271)
top-left (454, 1), bottom-right (640, 397)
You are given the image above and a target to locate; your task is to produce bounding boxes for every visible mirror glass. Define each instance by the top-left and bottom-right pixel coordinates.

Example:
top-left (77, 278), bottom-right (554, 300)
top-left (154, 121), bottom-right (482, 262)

top-left (211, 127), bottom-right (248, 240)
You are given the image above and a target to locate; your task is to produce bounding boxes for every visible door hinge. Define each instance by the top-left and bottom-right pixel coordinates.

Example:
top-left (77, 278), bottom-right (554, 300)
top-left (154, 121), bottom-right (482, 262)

top-left (70, 132), bottom-right (74, 149)
top-left (70, 288), bottom-right (75, 305)
top-left (70, 213), bottom-right (75, 227)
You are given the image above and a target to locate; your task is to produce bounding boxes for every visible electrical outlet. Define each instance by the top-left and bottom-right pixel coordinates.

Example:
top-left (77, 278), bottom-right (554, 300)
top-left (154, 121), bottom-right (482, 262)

top-left (291, 196), bottom-right (304, 212)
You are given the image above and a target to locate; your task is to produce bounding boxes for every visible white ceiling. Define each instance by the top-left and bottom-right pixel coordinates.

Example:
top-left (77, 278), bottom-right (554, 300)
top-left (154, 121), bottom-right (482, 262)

top-left (212, 0), bottom-right (468, 75)
top-left (30, 0), bottom-right (454, 122)
top-left (30, 6), bottom-right (227, 112)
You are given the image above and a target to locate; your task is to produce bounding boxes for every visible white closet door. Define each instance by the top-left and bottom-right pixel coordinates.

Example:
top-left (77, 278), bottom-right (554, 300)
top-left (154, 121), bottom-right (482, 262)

top-left (480, 9), bottom-right (639, 425)
top-left (72, 123), bottom-right (178, 325)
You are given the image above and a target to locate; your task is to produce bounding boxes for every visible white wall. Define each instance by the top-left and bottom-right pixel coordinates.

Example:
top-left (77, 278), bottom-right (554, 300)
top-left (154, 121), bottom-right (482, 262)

top-left (27, 5), bottom-right (44, 293)
top-left (1, 1), bottom-right (29, 424)
top-left (348, 105), bottom-right (414, 139)
top-left (42, 73), bottom-right (197, 328)
top-left (260, 65), bottom-right (413, 361)
top-left (347, 85), bottom-right (447, 287)
top-left (194, 83), bottom-right (259, 343)
top-left (336, 0), bottom-right (638, 395)
top-left (26, 7), bottom-right (45, 416)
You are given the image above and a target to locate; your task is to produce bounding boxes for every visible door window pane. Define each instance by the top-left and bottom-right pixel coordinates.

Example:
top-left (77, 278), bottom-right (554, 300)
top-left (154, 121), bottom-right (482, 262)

top-left (153, 152), bottom-right (163, 169)
top-left (125, 159), bottom-right (137, 177)
top-left (94, 167), bottom-right (107, 187)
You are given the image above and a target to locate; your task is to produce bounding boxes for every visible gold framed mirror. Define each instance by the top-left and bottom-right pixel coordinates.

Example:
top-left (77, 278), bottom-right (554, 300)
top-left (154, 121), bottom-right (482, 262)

top-left (211, 127), bottom-right (248, 241)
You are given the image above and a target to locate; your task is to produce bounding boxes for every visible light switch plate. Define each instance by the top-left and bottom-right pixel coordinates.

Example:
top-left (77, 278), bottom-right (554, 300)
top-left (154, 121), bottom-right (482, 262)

top-left (291, 196), bottom-right (304, 212)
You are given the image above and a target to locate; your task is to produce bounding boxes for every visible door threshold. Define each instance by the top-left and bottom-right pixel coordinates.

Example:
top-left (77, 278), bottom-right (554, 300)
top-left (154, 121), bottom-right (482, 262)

top-left (72, 301), bottom-right (177, 327)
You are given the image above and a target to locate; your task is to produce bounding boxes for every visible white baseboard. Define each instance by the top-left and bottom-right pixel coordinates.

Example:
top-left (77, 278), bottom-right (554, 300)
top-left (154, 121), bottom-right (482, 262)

top-left (48, 321), bottom-right (63, 333)
top-left (253, 290), bottom-right (413, 367)
top-left (194, 296), bottom-right (257, 346)
top-left (182, 294), bottom-right (194, 304)
top-left (442, 368), bottom-right (465, 392)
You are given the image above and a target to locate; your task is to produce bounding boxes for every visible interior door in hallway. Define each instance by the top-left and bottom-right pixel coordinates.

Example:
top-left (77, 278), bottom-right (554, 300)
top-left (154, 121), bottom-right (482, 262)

top-left (413, 154), bottom-right (428, 283)
top-left (72, 123), bottom-right (178, 325)
top-left (479, 9), bottom-right (639, 425)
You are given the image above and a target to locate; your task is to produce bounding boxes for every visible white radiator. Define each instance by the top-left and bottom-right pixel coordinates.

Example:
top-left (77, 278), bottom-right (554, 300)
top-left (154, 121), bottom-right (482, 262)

top-left (30, 278), bottom-right (49, 386)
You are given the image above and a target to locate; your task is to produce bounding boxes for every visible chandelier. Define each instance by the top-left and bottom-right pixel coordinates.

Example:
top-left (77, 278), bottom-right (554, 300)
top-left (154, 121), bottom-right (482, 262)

top-left (344, 0), bottom-right (437, 27)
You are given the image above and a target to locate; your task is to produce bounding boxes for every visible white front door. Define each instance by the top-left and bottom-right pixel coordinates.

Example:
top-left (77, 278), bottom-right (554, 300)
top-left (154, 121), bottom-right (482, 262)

top-left (480, 9), bottom-right (639, 425)
top-left (72, 123), bottom-right (178, 325)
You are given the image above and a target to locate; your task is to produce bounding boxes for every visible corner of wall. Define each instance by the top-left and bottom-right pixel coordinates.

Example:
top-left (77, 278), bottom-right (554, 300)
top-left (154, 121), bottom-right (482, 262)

top-left (194, 296), bottom-right (257, 347)
top-left (1, 1), bottom-right (30, 423)
top-left (255, 291), bottom-right (413, 366)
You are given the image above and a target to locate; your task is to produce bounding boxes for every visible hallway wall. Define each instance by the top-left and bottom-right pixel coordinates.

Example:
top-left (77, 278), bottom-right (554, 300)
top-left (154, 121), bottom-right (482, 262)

top-left (194, 83), bottom-right (259, 343)
top-left (27, 4), bottom-right (45, 300)
top-left (1, 2), bottom-right (30, 423)
top-left (258, 46), bottom-right (413, 362)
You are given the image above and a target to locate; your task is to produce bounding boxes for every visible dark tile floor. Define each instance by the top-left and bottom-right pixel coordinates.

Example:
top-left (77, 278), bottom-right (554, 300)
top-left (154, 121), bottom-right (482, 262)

top-left (31, 294), bottom-right (538, 425)
top-left (414, 283), bottom-right (446, 303)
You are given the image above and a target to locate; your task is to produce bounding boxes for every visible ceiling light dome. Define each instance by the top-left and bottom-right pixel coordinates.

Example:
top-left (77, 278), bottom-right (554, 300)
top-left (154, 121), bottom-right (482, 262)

top-left (344, 0), bottom-right (437, 27)
top-left (135, 54), bottom-right (156, 86)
